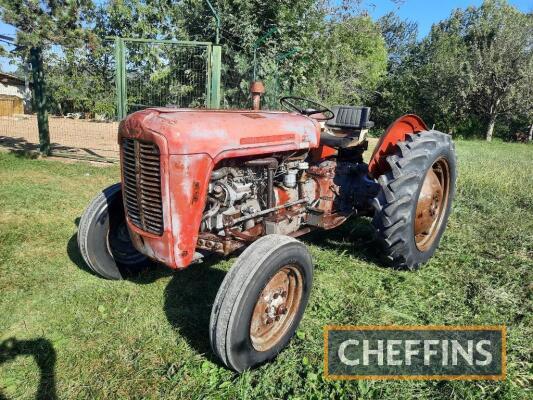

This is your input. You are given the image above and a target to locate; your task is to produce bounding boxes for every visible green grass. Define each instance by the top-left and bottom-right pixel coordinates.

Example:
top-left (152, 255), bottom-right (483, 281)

top-left (0, 141), bottom-right (532, 399)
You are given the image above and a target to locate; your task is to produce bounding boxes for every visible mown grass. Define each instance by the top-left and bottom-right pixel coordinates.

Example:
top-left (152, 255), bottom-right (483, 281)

top-left (0, 141), bottom-right (531, 399)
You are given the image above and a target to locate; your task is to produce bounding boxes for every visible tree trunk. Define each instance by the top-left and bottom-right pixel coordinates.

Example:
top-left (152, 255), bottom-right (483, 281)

top-left (528, 123), bottom-right (533, 142)
top-left (29, 47), bottom-right (50, 155)
top-left (485, 115), bottom-right (497, 142)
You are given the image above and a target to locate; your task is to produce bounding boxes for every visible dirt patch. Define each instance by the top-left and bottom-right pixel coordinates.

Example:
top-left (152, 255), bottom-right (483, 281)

top-left (0, 115), bottom-right (119, 161)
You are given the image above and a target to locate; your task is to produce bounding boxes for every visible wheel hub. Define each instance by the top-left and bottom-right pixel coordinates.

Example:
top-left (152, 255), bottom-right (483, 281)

top-left (250, 265), bottom-right (303, 352)
top-left (414, 157), bottom-right (451, 251)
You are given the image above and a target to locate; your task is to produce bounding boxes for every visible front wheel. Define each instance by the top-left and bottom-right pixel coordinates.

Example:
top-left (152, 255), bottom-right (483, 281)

top-left (209, 235), bottom-right (313, 371)
top-left (77, 183), bottom-right (148, 279)
top-left (372, 131), bottom-right (457, 270)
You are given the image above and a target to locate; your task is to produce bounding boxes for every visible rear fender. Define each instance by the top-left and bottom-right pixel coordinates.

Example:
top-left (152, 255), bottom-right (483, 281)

top-left (368, 114), bottom-right (428, 178)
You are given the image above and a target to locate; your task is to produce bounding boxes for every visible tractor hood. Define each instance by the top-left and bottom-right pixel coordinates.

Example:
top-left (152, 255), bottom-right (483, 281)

top-left (118, 108), bottom-right (321, 270)
top-left (118, 108), bottom-right (321, 161)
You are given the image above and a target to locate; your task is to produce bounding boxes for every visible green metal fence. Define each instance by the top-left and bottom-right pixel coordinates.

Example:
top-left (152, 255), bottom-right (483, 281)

top-left (114, 38), bottom-right (221, 119)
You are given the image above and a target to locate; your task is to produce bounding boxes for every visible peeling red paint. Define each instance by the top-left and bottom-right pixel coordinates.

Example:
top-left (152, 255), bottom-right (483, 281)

top-left (118, 108), bottom-right (321, 269)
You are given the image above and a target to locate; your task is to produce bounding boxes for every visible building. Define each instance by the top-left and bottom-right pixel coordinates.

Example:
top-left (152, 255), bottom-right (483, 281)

top-left (0, 72), bottom-right (31, 115)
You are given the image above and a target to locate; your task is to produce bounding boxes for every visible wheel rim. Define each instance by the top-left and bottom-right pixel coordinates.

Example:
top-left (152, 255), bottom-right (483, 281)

top-left (414, 157), bottom-right (451, 251)
top-left (250, 264), bottom-right (303, 352)
top-left (107, 220), bottom-right (145, 265)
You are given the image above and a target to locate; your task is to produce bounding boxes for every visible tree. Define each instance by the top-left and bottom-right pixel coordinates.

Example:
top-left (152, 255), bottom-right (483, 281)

top-left (176, 0), bottom-right (329, 108)
top-left (464, 1), bottom-right (533, 141)
top-left (372, 0), bottom-right (532, 140)
top-left (300, 16), bottom-right (387, 106)
top-left (0, 0), bottom-right (93, 154)
top-left (171, 0), bottom-right (387, 109)
top-left (377, 12), bottom-right (418, 70)
top-left (372, 14), bottom-right (419, 128)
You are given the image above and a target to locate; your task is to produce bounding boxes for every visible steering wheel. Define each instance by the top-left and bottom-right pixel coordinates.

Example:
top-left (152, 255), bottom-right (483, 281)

top-left (280, 96), bottom-right (335, 121)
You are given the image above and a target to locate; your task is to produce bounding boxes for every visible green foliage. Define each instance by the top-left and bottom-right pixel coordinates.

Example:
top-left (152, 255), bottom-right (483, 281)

top-left (31, 0), bottom-right (386, 113)
top-left (297, 16), bottom-right (387, 106)
top-left (373, 0), bottom-right (532, 140)
top-left (0, 0), bottom-right (94, 52)
top-left (377, 12), bottom-right (418, 69)
top-left (44, 46), bottom-right (116, 118)
top-left (178, 0), bottom-right (332, 108)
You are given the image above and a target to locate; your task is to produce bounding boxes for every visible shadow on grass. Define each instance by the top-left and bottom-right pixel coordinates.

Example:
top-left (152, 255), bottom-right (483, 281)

top-left (67, 221), bottom-right (226, 359)
top-left (67, 231), bottom-right (174, 284)
top-left (0, 337), bottom-right (56, 400)
top-left (301, 217), bottom-right (384, 266)
top-left (163, 257), bottom-right (227, 363)
top-left (67, 215), bottom-right (174, 284)
top-left (0, 136), bottom-right (112, 161)
top-left (66, 232), bottom-right (98, 278)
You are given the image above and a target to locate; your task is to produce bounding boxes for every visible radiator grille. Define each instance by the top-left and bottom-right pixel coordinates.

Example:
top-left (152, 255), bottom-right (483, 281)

top-left (122, 139), bottom-right (164, 235)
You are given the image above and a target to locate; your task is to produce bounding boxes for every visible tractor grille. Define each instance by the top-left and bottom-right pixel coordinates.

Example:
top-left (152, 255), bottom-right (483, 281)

top-left (121, 139), bottom-right (164, 235)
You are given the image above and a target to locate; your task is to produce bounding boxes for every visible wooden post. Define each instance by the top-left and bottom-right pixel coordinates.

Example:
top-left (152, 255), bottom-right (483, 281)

top-left (30, 47), bottom-right (50, 155)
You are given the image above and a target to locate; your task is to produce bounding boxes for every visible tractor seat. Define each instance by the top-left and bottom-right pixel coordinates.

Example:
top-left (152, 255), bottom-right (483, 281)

top-left (320, 106), bottom-right (374, 148)
top-left (325, 106), bottom-right (374, 130)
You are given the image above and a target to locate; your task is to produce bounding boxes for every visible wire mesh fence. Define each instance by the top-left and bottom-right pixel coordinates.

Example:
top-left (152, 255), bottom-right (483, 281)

top-left (0, 116), bottom-right (120, 161)
top-left (0, 41), bottom-right (120, 161)
top-left (124, 40), bottom-right (211, 113)
top-left (0, 39), bottom-right (295, 162)
top-left (45, 41), bottom-right (119, 160)
top-left (0, 39), bottom-right (215, 162)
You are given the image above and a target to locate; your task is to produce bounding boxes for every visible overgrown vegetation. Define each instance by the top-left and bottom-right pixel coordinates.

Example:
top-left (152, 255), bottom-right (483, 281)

top-left (0, 0), bottom-right (531, 140)
top-left (0, 141), bottom-right (531, 398)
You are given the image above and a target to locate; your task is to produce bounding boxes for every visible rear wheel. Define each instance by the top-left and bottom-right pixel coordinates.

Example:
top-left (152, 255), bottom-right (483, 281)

top-left (210, 235), bottom-right (313, 371)
top-left (372, 131), bottom-right (456, 269)
top-left (77, 183), bottom-right (148, 279)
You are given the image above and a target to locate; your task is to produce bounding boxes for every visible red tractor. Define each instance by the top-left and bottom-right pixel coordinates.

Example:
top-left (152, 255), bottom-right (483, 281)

top-left (78, 95), bottom-right (456, 371)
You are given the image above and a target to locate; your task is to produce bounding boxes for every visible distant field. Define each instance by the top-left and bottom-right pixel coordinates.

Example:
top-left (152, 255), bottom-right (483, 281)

top-left (0, 141), bottom-right (531, 399)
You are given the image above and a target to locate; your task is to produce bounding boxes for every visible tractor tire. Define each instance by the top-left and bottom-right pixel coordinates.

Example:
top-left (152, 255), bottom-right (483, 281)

top-left (209, 235), bottom-right (313, 372)
top-left (372, 131), bottom-right (456, 270)
top-left (77, 183), bottom-right (148, 280)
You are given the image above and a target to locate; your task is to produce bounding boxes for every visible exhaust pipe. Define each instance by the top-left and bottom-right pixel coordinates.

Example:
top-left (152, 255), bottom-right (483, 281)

top-left (250, 81), bottom-right (265, 111)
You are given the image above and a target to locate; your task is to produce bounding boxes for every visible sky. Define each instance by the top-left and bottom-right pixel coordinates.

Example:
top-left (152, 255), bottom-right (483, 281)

top-left (0, 0), bottom-right (531, 72)
top-left (361, 0), bottom-right (532, 38)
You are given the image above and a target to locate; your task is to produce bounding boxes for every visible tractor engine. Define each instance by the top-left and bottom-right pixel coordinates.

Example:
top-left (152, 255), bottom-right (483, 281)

top-left (197, 148), bottom-right (378, 253)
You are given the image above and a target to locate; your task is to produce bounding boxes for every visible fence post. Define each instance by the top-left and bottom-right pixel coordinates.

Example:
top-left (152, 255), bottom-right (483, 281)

top-left (114, 37), bottom-right (127, 119)
top-left (29, 47), bottom-right (50, 155)
top-left (210, 45), bottom-right (222, 109)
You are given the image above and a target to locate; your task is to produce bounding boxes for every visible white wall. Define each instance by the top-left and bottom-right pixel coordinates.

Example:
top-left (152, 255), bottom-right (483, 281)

top-left (0, 83), bottom-right (32, 112)
top-left (0, 82), bottom-right (25, 98)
